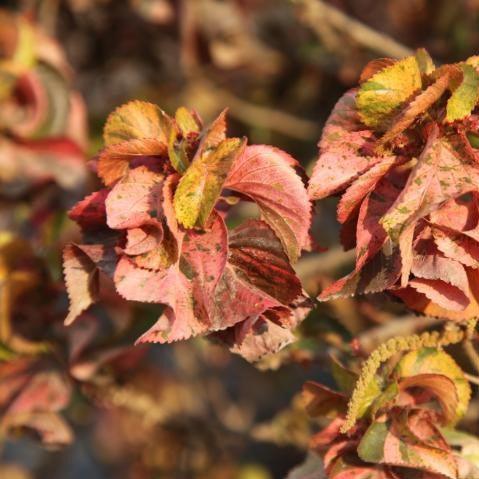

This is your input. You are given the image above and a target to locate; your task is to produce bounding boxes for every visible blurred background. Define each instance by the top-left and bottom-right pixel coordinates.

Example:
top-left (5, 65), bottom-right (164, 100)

top-left (2, 1), bottom-right (479, 478)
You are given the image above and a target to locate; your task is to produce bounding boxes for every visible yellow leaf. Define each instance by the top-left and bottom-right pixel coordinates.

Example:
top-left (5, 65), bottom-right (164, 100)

top-left (356, 56), bottom-right (422, 128)
top-left (446, 63), bottom-right (479, 122)
top-left (174, 137), bottom-right (246, 228)
top-left (103, 100), bottom-right (171, 146)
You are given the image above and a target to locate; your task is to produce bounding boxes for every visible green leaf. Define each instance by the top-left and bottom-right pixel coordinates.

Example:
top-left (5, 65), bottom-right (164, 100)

top-left (357, 420), bottom-right (388, 463)
top-left (356, 56), bottom-right (422, 128)
top-left (446, 63), bottom-right (479, 122)
top-left (174, 137), bottom-right (246, 228)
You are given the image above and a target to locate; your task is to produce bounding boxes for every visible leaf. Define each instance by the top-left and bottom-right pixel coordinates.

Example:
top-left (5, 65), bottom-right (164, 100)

top-left (98, 138), bottom-right (167, 186)
top-left (377, 73), bottom-right (450, 149)
top-left (357, 417), bottom-right (458, 478)
top-left (434, 230), bottom-right (479, 268)
top-left (105, 166), bottom-right (164, 229)
top-left (0, 137), bottom-right (87, 192)
top-left (63, 244), bottom-right (99, 326)
top-left (415, 48), bottom-right (436, 75)
top-left (308, 90), bottom-right (382, 200)
top-left (398, 374), bottom-right (459, 425)
top-left (0, 358), bottom-right (72, 447)
top-left (103, 100), bottom-right (171, 146)
top-left (228, 220), bottom-right (302, 303)
top-left (115, 218), bottom-right (303, 349)
top-left (224, 311), bottom-right (299, 363)
top-left (381, 130), bottom-right (479, 242)
top-left (68, 189), bottom-right (108, 231)
top-left (356, 174), bottom-right (403, 270)
top-left (174, 137), bottom-right (246, 228)
top-left (412, 254), bottom-right (469, 291)
top-left (446, 64), bottom-right (479, 123)
top-left (408, 278), bottom-right (469, 311)
top-left (124, 224), bottom-right (163, 256)
top-left (337, 156), bottom-right (396, 224)
top-left (396, 349), bottom-right (471, 422)
top-left (303, 381), bottom-right (347, 419)
top-left (356, 56), bottom-right (422, 128)
top-left (175, 106), bottom-right (201, 135)
top-left (200, 108), bottom-right (228, 151)
top-left (319, 243), bottom-right (401, 300)
top-left (394, 273), bottom-right (479, 321)
top-left (225, 145), bottom-right (311, 262)
top-left (359, 58), bottom-right (397, 83)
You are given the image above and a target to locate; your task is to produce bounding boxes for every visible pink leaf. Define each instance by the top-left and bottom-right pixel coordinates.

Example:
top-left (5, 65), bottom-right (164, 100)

top-left (105, 166), bottom-right (164, 229)
top-left (337, 156), bottom-right (396, 224)
top-left (308, 90), bottom-right (382, 201)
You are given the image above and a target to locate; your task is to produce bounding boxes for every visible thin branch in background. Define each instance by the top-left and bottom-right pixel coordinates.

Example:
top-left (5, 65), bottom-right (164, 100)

top-left (291, 0), bottom-right (414, 59)
top-left (184, 79), bottom-right (320, 140)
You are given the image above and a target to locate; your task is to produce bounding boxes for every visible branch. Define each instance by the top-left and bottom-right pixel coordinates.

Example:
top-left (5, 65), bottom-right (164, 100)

top-left (292, 0), bottom-right (413, 59)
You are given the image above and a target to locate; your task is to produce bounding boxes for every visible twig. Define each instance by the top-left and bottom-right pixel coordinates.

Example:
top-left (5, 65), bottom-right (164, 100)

top-left (214, 85), bottom-right (320, 141)
top-left (292, 0), bottom-right (413, 59)
top-left (465, 373), bottom-right (479, 387)
top-left (187, 79), bottom-right (320, 141)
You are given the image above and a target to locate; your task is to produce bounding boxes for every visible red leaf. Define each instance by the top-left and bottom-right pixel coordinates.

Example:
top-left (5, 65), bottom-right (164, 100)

top-left (225, 145), bottom-right (311, 262)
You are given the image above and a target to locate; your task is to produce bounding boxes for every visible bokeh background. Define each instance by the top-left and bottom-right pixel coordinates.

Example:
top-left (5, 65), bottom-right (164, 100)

top-left (2, 1), bottom-right (479, 478)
